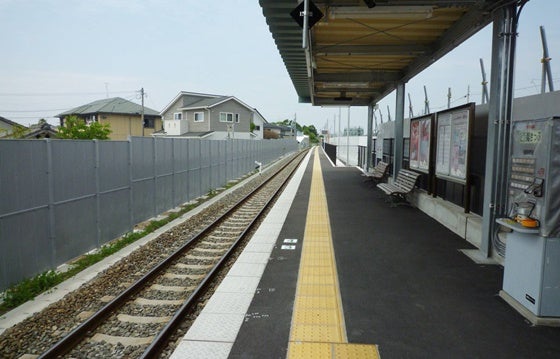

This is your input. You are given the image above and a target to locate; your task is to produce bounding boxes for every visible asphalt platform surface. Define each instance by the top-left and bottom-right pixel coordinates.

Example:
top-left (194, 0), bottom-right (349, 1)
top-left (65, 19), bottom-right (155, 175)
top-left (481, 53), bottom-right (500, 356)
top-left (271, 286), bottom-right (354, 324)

top-left (229, 150), bottom-right (560, 358)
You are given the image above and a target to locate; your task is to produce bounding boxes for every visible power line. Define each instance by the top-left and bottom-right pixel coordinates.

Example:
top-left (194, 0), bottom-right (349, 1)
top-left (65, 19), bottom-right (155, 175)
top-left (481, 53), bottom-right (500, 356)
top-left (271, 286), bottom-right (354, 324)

top-left (0, 90), bottom-right (137, 97)
top-left (0, 108), bottom-right (70, 113)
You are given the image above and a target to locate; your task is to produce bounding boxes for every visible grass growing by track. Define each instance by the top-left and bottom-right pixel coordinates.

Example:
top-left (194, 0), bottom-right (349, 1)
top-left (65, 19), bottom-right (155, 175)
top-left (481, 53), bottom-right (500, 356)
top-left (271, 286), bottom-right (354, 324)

top-left (0, 179), bottom-right (244, 315)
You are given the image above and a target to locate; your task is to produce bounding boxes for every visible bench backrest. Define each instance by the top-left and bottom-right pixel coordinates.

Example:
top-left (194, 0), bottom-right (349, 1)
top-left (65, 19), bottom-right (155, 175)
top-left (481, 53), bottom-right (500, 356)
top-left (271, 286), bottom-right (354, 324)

top-left (372, 161), bottom-right (389, 177)
top-left (395, 169), bottom-right (421, 191)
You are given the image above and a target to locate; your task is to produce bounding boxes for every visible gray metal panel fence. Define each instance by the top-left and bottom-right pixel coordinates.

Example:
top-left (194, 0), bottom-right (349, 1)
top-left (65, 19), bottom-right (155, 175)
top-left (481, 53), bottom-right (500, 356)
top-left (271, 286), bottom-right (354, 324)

top-left (0, 137), bottom-right (297, 291)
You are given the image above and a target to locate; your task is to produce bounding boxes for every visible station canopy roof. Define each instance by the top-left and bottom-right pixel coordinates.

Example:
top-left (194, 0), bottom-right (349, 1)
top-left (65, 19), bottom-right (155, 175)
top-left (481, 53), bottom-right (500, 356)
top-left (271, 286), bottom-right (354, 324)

top-left (259, 0), bottom-right (501, 107)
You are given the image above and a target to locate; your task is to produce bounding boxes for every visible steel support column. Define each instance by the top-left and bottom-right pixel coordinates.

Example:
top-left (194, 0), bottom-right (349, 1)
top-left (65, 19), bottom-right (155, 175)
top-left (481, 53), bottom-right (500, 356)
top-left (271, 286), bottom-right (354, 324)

top-left (394, 82), bottom-right (406, 174)
top-left (480, 3), bottom-right (520, 257)
top-left (366, 103), bottom-right (374, 171)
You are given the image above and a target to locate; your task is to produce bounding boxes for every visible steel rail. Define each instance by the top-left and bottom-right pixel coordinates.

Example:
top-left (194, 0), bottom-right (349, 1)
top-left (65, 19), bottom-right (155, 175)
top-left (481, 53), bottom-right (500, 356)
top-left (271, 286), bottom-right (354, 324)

top-left (38, 149), bottom-right (308, 359)
top-left (140, 149), bottom-right (308, 358)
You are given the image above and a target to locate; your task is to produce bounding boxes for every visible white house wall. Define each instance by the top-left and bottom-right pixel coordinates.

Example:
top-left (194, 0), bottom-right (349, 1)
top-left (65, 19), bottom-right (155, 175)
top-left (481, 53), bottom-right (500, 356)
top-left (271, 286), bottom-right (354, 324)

top-left (208, 99), bottom-right (252, 134)
top-left (162, 100), bottom-right (188, 135)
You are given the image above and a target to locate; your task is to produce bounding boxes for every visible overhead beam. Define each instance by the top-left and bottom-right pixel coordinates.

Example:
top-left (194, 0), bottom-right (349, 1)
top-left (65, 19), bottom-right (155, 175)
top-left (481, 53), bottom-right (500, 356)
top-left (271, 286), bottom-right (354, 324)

top-left (315, 44), bottom-right (430, 56)
top-left (315, 71), bottom-right (403, 83)
top-left (315, 88), bottom-right (381, 94)
top-left (401, 5), bottom-right (493, 83)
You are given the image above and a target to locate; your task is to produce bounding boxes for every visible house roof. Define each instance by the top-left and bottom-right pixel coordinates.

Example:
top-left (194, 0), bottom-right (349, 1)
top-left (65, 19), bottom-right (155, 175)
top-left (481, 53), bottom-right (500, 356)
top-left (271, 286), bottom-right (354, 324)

top-left (162, 91), bottom-right (256, 114)
top-left (252, 108), bottom-right (269, 124)
top-left (58, 97), bottom-right (160, 118)
top-left (160, 91), bottom-right (223, 114)
top-left (0, 116), bottom-right (24, 128)
top-left (180, 96), bottom-right (230, 109)
top-left (23, 121), bottom-right (58, 139)
top-left (172, 131), bottom-right (215, 138)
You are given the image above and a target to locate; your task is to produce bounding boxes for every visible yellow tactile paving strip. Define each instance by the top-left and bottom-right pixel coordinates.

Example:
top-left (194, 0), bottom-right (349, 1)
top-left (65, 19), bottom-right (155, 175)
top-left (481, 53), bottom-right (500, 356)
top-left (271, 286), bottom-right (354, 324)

top-left (287, 148), bottom-right (380, 359)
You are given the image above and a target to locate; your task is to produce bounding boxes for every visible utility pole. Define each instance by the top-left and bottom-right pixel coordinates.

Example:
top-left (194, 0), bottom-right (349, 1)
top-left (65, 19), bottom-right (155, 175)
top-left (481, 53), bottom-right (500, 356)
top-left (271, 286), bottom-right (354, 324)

top-left (140, 87), bottom-right (145, 136)
top-left (294, 112), bottom-right (297, 137)
top-left (338, 107), bottom-right (341, 147)
top-left (466, 85), bottom-right (470, 103)
top-left (386, 105), bottom-right (392, 122)
top-left (480, 58), bottom-right (489, 104)
top-left (423, 85), bottom-right (430, 114)
top-left (447, 87), bottom-right (452, 108)
top-left (408, 93), bottom-right (414, 118)
top-left (540, 25), bottom-right (554, 93)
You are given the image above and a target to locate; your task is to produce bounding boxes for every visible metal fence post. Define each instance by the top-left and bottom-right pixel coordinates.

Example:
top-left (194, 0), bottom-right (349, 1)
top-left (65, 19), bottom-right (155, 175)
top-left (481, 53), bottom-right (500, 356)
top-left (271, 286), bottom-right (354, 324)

top-left (45, 139), bottom-right (56, 268)
top-left (153, 137), bottom-right (157, 217)
top-left (171, 138), bottom-right (176, 208)
top-left (94, 139), bottom-right (101, 247)
top-left (128, 138), bottom-right (134, 231)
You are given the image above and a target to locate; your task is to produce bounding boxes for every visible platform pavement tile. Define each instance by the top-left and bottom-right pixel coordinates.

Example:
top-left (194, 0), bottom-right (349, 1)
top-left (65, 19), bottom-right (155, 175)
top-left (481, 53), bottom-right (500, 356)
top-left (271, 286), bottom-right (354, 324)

top-left (215, 275), bottom-right (261, 294)
top-left (257, 222), bottom-right (284, 233)
top-left (334, 343), bottom-right (380, 358)
top-left (249, 227), bottom-right (280, 237)
top-left (203, 292), bottom-right (254, 314)
top-left (170, 340), bottom-right (233, 359)
top-left (262, 209), bottom-right (289, 222)
top-left (236, 251), bottom-right (271, 264)
top-left (241, 241), bottom-right (275, 253)
top-left (227, 262), bottom-right (267, 277)
top-left (287, 342), bottom-right (332, 359)
top-left (247, 232), bottom-right (279, 244)
top-left (184, 312), bottom-right (245, 342)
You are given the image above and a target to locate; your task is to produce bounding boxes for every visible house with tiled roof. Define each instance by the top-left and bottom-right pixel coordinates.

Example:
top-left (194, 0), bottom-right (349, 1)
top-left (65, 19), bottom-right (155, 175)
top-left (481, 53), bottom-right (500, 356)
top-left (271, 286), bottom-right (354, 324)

top-left (159, 91), bottom-right (267, 140)
top-left (0, 116), bottom-right (25, 138)
top-left (57, 97), bottom-right (162, 140)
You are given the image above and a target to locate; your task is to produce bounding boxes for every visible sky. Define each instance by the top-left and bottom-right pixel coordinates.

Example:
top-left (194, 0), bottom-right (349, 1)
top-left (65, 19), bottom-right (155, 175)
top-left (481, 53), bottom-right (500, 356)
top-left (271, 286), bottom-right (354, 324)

top-left (0, 0), bottom-right (558, 133)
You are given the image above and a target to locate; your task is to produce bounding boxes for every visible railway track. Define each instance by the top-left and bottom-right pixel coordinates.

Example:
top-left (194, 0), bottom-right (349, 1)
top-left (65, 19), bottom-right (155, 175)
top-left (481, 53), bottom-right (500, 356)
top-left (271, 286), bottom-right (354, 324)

top-left (11, 149), bottom-right (307, 359)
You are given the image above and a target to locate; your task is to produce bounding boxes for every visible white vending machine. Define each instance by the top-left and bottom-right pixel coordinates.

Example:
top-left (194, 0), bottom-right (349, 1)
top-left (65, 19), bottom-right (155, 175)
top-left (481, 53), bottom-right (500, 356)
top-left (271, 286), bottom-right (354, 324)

top-left (497, 117), bottom-right (560, 322)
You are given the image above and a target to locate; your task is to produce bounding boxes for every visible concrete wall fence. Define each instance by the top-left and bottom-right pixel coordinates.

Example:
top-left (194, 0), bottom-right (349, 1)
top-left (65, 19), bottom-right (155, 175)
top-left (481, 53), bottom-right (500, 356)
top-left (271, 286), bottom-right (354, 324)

top-left (0, 137), bottom-right (298, 292)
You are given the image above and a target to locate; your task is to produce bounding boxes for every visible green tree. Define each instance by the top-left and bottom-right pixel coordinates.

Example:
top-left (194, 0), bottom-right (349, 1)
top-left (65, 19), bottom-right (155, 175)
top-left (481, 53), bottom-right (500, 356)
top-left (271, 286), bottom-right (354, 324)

top-left (302, 125), bottom-right (319, 144)
top-left (58, 115), bottom-right (111, 140)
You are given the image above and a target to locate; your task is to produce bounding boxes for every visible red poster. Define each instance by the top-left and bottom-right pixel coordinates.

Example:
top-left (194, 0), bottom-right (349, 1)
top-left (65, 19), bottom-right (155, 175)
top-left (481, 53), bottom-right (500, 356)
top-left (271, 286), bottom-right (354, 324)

top-left (410, 120), bottom-right (420, 169)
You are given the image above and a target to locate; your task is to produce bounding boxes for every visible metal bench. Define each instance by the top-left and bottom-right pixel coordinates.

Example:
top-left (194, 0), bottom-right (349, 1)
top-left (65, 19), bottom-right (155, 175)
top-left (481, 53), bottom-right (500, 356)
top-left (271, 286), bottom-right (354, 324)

top-left (377, 169), bottom-right (421, 206)
top-left (361, 161), bottom-right (389, 184)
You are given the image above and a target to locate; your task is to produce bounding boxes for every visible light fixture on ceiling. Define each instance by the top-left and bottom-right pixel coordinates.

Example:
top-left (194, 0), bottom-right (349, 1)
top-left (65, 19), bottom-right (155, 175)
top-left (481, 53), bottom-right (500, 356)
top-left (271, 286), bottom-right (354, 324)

top-left (363, 0), bottom-right (376, 8)
top-left (318, 82), bottom-right (370, 89)
top-left (329, 6), bottom-right (433, 20)
top-left (334, 91), bottom-right (353, 102)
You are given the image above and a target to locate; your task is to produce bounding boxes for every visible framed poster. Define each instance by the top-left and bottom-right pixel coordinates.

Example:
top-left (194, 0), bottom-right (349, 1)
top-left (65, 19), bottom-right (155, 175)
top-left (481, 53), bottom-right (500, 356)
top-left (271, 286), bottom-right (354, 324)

top-left (435, 104), bottom-right (473, 183)
top-left (449, 110), bottom-right (469, 178)
top-left (409, 115), bottom-right (432, 173)
top-left (409, 119), bottom-right (420, 169)
top-left (418, 117), bottom-right (431, 172)
top-left (436, 113), bottom-right (451, 175)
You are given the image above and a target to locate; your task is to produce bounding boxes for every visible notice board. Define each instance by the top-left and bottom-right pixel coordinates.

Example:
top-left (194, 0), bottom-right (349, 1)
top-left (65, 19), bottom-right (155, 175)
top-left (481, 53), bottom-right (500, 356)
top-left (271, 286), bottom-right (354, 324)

top-left (435, 105), bottom-right (473, 183)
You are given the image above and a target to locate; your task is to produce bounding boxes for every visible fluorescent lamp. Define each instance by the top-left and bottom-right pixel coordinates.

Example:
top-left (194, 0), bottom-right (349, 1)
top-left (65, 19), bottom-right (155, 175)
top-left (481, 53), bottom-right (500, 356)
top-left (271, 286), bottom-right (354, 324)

top-left (318, 82), bottom-right (370, 89)
top-left (329, 6), bottom-right (433, 20)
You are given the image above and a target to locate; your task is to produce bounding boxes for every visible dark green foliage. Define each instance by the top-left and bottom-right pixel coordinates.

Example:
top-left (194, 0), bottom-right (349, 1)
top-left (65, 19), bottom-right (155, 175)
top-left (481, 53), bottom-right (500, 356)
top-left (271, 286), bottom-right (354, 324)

top-left (58, 115), bottom-right (112, 140)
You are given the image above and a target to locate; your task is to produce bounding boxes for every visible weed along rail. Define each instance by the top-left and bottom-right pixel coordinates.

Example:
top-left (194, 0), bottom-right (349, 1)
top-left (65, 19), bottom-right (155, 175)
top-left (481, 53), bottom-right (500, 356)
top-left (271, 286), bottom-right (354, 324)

top-left (3, 150), bottom-right (308, 359)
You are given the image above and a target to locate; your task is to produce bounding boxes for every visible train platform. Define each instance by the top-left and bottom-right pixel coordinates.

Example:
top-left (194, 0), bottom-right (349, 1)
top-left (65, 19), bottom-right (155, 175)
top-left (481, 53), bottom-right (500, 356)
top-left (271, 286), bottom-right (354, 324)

top-left (171, 147), bottom-right (560, 359)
